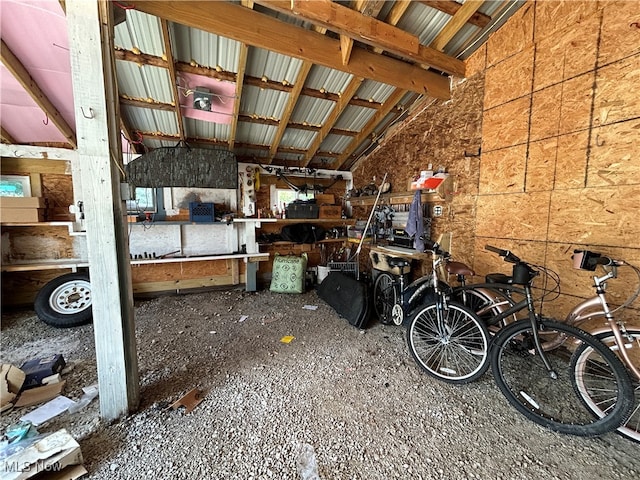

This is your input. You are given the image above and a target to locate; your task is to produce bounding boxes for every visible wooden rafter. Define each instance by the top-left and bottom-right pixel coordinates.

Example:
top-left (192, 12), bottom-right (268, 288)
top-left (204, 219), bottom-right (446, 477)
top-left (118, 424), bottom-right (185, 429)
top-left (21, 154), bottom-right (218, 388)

top-left (340, 0), bottom-right (385, 65)
top-left (1, 126), bottom-right (16, 144)
top-left (430, 0), bottom-right (485, 51)
top-left (303, 77), bottom-right (363, 166)
top-left (160, 19), bottom-right (185, 140)
top-left (267, 62), bottom-right (312, 162)
top-left (229, 43), bottom-right (248, 150)
top-left (1, 39), bottom-right (77, 148)
top-left (254, 0), bottom-right (464, 77)
top-left (334, 88), bottom-right (407, 170)
top-left (418, 0), bottom-right (491, 29)
top-left (134, 1), bottom-right (453, 98)
top-left (114, 49), bottom-right (385, 109)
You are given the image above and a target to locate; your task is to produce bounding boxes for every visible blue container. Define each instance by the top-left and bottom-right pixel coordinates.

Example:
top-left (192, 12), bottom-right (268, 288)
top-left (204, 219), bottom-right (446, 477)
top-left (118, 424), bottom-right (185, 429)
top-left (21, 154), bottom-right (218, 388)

top-left (189, 202), bottom-right (215, 223)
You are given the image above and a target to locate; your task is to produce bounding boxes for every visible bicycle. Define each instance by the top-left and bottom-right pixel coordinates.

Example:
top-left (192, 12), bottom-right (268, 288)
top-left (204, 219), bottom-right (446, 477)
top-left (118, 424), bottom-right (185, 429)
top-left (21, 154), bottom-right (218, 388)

top-left (400, 241), bottom-right (491, 384)
top-left (565, 249), bottom-right (640, 443)
top-left (482, 245), bottom-right (635, 437)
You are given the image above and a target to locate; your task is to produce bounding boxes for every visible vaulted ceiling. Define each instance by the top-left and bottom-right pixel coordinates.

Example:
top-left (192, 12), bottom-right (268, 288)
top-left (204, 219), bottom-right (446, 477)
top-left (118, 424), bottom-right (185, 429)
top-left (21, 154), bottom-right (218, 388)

top-left (1, 1), bottom-right (523, 171)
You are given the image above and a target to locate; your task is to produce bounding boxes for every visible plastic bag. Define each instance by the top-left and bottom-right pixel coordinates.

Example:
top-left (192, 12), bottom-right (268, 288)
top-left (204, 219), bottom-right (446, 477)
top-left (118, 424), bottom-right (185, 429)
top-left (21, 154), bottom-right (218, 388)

top-left (296, 443), bottom-right (320, 480)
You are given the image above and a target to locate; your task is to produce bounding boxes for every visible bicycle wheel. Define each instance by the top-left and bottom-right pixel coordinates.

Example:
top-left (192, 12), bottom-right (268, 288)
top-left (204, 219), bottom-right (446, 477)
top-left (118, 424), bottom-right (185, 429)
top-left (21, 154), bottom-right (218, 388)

top-left (373, 272), bottom-right (397, 325)
top-left (572, 329), bottom-right (640, 443)
top-left (407, 301), bottom-right (491, 384)
top-left (491, 319), bottom-right (634, 436)
top-left (454, 287), bottom-right (516, 329)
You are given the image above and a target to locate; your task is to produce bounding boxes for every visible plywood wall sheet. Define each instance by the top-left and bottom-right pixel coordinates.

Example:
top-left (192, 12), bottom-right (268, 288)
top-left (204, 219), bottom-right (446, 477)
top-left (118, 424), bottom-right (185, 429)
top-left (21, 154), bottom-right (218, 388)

top-left (599, 1), bottom-right (640, 66)
top-left (533, 33), bottom-right (566, 91)
top-left (534, 0), bottom-right (599, 43)
top-left (593, 54), bottom-right (640, 127)
top-left (548, 186), bottom-right (640, 247)
top-left (526, 138), bottom-right (558, 192)
top-left (529, 83), bottom-right (562, 141)
top-left (555, 131), bottom-right (588, 189)
top-left (130, 259), bottom-right (231, 283)
top-left (486, 3), bottom-right (534, 68)
top-left (558, 73), bottom-right (594, 135)
top-left (472, 237), bottom-right (546, 279)
top-left (484, 47), bottom-right (534, 110)
top-left (41, 174), bottom-right (74, 221)
top-left (588, 119), bottom-right (640, 187)
top-left (478, 145), bottom-right (527, 195)
top-left (482, 97), bottom-right (530, 152)
top-left (4, 226), bottom-right (76, 261)
top-left (476, 191), bottom-right (551, 241)
top-left (465, 44), bottom-right (486, 78)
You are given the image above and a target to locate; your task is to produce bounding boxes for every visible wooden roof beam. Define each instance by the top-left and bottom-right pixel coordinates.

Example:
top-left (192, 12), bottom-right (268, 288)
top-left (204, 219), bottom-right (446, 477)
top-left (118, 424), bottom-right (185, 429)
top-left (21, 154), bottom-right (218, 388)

top-left (134, 1), bottom-right (452, 98)
top-left (339, 0), bottom-right (386, 65)
top-left (1, 40), bottom-right (77, 148)
top-left (418, 0), bottom-right (491, 29)
top-left (229, 43), bottom-right (248, 150)
top-left (430, 0), bottom-right (485, 51)
top-left (255, 0), bottom-right (464, 77)
top-left (160, 19), bottom-right (186, 140)
top-left (1, 126), bottom-right (17, 144)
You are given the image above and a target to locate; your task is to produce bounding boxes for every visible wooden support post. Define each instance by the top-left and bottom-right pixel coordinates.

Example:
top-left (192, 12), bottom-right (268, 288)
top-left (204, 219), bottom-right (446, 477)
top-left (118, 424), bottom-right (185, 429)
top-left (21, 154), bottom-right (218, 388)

top-left (66, 0), bottom-right (139, 421)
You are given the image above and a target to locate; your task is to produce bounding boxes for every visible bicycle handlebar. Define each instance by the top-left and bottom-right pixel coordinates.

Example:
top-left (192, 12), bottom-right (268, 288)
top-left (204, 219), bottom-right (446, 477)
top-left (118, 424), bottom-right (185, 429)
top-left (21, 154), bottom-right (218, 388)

top-left (485, 245), bottom-right (521, 264)
top-left (423, 238), bottom-right (449, 257)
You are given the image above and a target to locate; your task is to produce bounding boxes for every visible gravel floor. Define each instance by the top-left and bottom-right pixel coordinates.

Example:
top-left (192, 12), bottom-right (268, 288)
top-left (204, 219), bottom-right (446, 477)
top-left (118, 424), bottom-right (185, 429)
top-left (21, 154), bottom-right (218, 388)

top-left (1, 287), bottom-right (639, 479)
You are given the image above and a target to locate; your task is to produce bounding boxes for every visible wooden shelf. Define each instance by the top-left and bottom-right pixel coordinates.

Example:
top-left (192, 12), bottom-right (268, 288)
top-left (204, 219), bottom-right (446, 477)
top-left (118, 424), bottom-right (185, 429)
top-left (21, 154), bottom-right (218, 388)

top-left (349, 176), bottom-right (452, 206)
top-left (266, 218), bottom-right (356, 224)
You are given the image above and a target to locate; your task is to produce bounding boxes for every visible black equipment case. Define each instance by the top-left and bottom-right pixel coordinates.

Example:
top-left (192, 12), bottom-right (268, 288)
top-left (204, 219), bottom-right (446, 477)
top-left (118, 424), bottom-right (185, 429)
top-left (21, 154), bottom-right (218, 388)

top-left (317, 271), bottom-right (370, 329)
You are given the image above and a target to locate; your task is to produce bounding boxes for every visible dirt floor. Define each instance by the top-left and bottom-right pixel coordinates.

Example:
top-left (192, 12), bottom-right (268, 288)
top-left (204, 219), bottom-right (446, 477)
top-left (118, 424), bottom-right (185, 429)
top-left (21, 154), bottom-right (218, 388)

top-left (1, 287), bottom-right (639, 479)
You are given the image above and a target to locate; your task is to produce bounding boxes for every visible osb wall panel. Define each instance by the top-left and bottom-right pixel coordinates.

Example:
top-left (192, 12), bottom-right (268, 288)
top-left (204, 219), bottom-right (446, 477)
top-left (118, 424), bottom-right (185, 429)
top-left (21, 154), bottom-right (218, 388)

top-left (478, 145), bottom-right (526, 194)
top-left (130, 259), bottom-right (231, 283)
top-left (548, 185), bottom-right (640, 247)
top-left (526, 138), bottom-right (557, 192)
top-left (555, 131), bottom-right (589, 189)
top-left (481, 97), bottom-right (530, 152)
top-left (529, 83), bottom-right (562, 141)
top-left (486, 2), bottom-right (534, 67)
top-left (598, 1), bottom-right (640, 66)
top-left (588, 119), bottom-right (640, 187)
top-left (533, 0), bottom-right (598, 43)
top-left (471, 237), bottom-right (547, 279)
top-left (475, 191), bottom-right (551, 241)
top-left (41, 173), bottom-right (74, 221)
top-left (558, 73), bottom-right (594, 135)
top-left (484, 47), bottom-right (534, 110)
top-left (593, 54), bottom-right (640, 127)
top-left (3, 225), bottom-right (77, 262)
top-left (465, 44), bottom-right (486, 78)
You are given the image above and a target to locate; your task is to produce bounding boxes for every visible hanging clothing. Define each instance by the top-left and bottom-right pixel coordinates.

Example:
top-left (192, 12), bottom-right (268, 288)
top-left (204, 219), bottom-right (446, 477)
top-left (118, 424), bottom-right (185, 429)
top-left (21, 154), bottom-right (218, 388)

top-left (405, 190), bottom-right (425, 252)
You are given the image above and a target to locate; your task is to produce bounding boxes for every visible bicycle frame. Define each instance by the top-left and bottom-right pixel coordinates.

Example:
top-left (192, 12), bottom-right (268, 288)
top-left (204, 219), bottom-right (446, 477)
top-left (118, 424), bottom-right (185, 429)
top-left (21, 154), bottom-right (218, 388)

top-left (566, 268), bottom-right (640, 381)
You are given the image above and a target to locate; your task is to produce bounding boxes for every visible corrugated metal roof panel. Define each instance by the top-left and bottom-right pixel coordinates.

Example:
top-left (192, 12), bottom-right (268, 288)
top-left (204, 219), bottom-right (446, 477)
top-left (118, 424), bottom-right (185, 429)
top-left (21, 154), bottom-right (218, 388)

top-left (236, 122), bottom-right (277, 146)
top-left (171, 24), bottom-right (241, 71)
top-left (355, 80), bottom-right (396, 104)
top-left (184, 118), bottom-right (230, 142)
top-left (240, 85), bottom-right (290, 120)
top-left (397, 2), bottom-right (451, 46)
top-left (290, 97), bottom-right (335, 126)
top-left (321, 134), bottom-right (353, 154)
top-left (281, 129), bottom-right (316, 150)
top-left (246, 47), bottom-right (304, 84)
top-left (114, 10), bottom-right (163, 56)
top-left (333, 105), bottom-right (376, 131)
top-left (305, 66), bottom-right (353, 93)
top-left (122, 105), bottom-right (178, 136)
top-left (116, 61), bottom-right (174, 104)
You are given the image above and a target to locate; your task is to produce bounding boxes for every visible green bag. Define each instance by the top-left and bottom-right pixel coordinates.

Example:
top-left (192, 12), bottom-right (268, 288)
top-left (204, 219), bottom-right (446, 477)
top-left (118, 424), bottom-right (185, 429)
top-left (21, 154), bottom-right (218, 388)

top-left (270, 253), bottom-right (308, 294)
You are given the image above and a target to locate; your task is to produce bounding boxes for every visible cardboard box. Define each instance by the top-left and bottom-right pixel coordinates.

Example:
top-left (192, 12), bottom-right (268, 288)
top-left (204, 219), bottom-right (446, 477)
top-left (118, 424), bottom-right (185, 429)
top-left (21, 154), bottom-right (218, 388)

top-left (319, 205), bottom-right (341, 219)
top-left (1, 364), bottom-right (26, 411)
top-left (314, 194), bottom-right (335, 205)
top-left (0, 208), bottom-right (46, 223)
top-left (0, 197), bottom-right (46, 208)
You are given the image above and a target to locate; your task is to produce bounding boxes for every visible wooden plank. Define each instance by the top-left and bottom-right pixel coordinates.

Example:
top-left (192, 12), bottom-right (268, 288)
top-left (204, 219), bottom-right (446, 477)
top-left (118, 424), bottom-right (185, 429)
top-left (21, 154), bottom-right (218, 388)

top-left (0, 40), bottom-right (77, 148)
top-left (548, 186), bottom-right (640, 248)
top-left (229, 43), bottom-right (248, 150)
top-left (481, 96), bottom-right (530, 152)
top-left (529, 83), bottom-right (562, 142)
top-left (132, 274), bottom-right (246, 293)
top-left (430, 0), bottom-right (484, 52)
top-left (484, 47), bottom-right (533, 110)
top-left (588, 119), bottom-right (640, 187)
top-left (67, 0), bottom-right (138, 421)
top-left (0, 145), bottom-right (77, 161)
top-left (134, 1), bottom-right (455, 96)
top-left (160, 19), bottom-right (185, 140)
top-left (478, 144), bottom-right (526, 195)
top-left (475, 191), bottom-right (551, 241)
top-left (1, 126), bottom-right (16, 144)
top-left (1, 157), bottom-right (71, 175)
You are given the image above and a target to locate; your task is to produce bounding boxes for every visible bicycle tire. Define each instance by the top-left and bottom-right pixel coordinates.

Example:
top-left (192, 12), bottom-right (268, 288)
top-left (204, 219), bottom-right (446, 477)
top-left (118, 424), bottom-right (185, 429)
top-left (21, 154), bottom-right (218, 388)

top-left (373, 272), bottom-right (397, 325)
top-left (491, 319), bottom-right (634, 437)
top-left (454, 286), bottom-right (516, 329)
top-left (407, 301), bottom-right (491, 384)
top-left (572, 329), bottom-right (640, 443)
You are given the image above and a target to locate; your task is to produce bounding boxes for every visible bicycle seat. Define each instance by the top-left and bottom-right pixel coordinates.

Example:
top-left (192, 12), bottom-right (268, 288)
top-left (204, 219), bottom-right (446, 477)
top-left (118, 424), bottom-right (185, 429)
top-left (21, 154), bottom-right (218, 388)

top-left (446, 261), bottom-right (474, 277)
top-left (387, 257), bottom-right (410, 269)
top-left (486, 273), bottom-right (512, 284)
